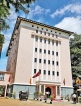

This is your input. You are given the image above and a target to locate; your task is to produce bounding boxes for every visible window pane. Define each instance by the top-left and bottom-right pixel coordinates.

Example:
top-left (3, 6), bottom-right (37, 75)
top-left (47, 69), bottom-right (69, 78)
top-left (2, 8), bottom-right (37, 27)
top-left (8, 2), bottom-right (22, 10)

top-left (57, 72), bottom-right (59, 76)
top-left (36, 30), bottom-right (38, 33)
top-left (57, 86), bottom-right (60, 95)
top-left (34, 69), bottom-right (36, 73)
top-left (44, 70), bottom-right (46, 74)
top-left (48, 71), bottom-right (50, 75)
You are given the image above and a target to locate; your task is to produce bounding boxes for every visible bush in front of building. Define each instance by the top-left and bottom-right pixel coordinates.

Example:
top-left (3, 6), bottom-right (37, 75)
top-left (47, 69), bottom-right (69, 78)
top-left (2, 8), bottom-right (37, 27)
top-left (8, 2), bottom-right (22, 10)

top-left (39, 92), bottom-right (44, 101)
top-left (34, 92), bottom-right (39, 100)
top-left (49, 95), bottom-right (54, 104)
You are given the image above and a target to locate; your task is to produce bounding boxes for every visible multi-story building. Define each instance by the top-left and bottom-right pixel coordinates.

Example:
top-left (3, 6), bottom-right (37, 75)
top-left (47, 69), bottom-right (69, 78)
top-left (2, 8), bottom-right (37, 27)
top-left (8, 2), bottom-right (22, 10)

top-left (6, 16), bottom-right (73, 99)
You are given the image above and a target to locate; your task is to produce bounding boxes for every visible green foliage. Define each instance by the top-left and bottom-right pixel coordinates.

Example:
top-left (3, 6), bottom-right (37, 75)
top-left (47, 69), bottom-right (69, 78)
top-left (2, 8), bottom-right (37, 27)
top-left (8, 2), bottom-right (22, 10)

top-left (49, 95), bottom-right (54, 100)
top-left (0, 0), bottom-right (36, 32)
top-left (0, 34), bottom-right (5, 49)
top-left (0, 34), bottom-right (5, 57)
top-left (39, 92), bottom-right (44, 96)
top-left (70, 33), bottom-right (81, 79)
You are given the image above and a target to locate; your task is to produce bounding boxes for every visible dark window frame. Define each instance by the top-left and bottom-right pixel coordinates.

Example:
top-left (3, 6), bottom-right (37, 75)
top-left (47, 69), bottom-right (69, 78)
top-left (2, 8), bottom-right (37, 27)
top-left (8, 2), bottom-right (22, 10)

top-left (48, 70), bottom-right (50, 75)
top-left (34, 69), bottom-right (36, 73)
top-left (35, 48), bottom-right (37, 52)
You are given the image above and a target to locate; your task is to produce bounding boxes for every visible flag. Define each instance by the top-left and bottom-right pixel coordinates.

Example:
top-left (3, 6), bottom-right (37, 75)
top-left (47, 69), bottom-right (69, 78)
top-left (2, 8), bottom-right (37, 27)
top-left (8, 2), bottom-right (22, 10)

top-left (32, 71), bottom-right (41, 78)
top-left (76, 77), bottom-right (80, 84)
top-left (63, 78), bottom-right (65, 85)
top-left (29, 78), bottom-right (32, 84)
top-left (8, 74), bottom-right (12, 82)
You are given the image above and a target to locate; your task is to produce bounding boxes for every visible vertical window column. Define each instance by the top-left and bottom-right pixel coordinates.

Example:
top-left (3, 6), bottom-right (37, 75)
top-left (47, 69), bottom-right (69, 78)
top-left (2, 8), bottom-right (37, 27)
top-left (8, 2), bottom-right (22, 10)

top-left (42, 38), bottom-right (44, 80)
top-left (46, 39), bottom-right (48, 80)
top-left (37, 37), bottom-right (40, 81)
top-left (58, 41), bottom-right (61, 82)
top-left (32, 36), bottom-right (35, 84)
top-left (50, 40), bottom-right (52, 80)
top-left (54, 41), bottom-right (56, 80)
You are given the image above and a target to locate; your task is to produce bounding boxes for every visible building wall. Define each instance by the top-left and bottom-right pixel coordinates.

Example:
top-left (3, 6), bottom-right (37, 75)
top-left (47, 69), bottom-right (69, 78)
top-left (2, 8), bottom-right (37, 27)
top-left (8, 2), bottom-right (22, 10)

top-left (6, 20), bottom-right (73, 98)
top-left (0, 74), bottom-right (9, 86)
top-left (14, 20), bottom-right (72, 87)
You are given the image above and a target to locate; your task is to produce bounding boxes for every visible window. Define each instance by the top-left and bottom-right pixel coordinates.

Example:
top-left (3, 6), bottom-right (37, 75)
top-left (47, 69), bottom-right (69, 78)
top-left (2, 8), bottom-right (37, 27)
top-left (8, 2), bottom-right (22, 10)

top-left (56, 52), bottom-right (58, 56)
top-left (48, 50), bottom-right (50, 54)
top-left (51, 30), bottom-right (52, 32)
top-left (34, 58), bottom-right (37, 62)
top-left (42, 28), bottom-right (43, 30)
top-left (34, 69), bottom-right (36, 73)
top-left (52, 34), bottom-right (54, 37)
top-left (56, 35), bottom-right (58, 38)
top-left (56, 42), bottom-right (58, 46)
top-left (32, 25), bottom-right (34, 27)
top-left (40, 38), bottom-right (42, 42)
top-left (52, 71), bottom-right (54, 75)
top-left (39, 49), bottom-right (42, 53)
top-left (55, 32), bottom-right (57, 33)
top-left (59, 33), bottom-right (61, 34)
top-left (48, 33), bottom-right (50, 36)
top-left (57, 86), bottom-right (60, 95)
top-left (57, 72), bottom-right (59, 76)
top-left (40, 31), bottom-right (42, 34)
top-left (56, 61), bottom-right (59, 65)
top-left (48, 40), bottom-right (50, 44)
top-left (39, 69), bottom-right (41, 74)
top-left (37, 27), bottom-right (39, 28)
top-left (52, 61), bottom-right (54, 65)
top-left (44, 32), bottom-right (46, 35)
top-left (39, 59), bottom-right (41, 63)
top-left (44, 70), bottom-right (46, 74)
top-left (35, 37), bottom-right (38, 41)
top-left (36, 30), bottom-right (38, 33)
top-left (52, 41), bottom-right (54, 45)
top-left (46, 29), bottom-right (48, 31)
top-left (0, 74), bottom-right (4, 81)
top-left (44, 59), bottom-right (46, 64)
top-left (52, 51), bottom-right (54, 55)
top-left (44, 39), bottom-right (46, 43)
top-left (48, 60), bottom-right (50, 64)
top-left (44, 49), bottom-right (46, 53)
top-left (35, 48), bottom-right (37, 52)
top-left (48, 70), bottom-right (50, 75)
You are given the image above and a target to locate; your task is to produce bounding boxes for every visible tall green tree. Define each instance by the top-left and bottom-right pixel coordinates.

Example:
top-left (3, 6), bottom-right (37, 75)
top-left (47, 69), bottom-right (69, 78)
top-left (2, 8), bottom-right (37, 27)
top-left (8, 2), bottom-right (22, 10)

top-left (0, 0), bottom-right (36, 57)
top-left (70, 33), bottom-right (81, 80)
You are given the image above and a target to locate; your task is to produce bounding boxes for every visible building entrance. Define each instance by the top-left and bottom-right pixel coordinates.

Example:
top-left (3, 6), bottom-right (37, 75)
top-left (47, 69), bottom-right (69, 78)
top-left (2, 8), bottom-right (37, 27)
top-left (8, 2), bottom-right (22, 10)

top-left (45, 87), bottom-right (51, 96)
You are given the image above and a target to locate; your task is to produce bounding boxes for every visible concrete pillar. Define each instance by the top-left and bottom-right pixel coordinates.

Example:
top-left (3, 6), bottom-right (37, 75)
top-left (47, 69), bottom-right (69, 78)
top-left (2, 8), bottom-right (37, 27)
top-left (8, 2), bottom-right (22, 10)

top-left (44, 85), bottom-right (45, 95)
top-left (4, 85), bottom-right (7, 97)
top-left (39, 85), bottom-right (41, 93)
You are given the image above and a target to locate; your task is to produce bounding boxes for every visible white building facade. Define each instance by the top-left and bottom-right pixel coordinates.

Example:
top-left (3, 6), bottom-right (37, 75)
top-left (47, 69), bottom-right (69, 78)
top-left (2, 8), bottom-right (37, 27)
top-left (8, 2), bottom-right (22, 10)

top-left (6, 17), bottom-right (73, 99)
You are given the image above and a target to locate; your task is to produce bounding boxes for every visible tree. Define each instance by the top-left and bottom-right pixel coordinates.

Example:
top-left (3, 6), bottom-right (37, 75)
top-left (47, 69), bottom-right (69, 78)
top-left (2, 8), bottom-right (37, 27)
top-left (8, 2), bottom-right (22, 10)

top-left (0, 34), bottom-right (5, 57)
top-left (70, 33), bottom-right (81, 80)
top-left (0, 0), bottom-right (36, 57)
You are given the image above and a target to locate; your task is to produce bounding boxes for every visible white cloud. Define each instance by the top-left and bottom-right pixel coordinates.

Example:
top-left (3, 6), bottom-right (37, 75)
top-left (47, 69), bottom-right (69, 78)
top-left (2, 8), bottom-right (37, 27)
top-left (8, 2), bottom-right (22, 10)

top-left (9, 10), bottom-right (18, 20)
top-left (55, 16), bottom-right (81, 34)
top-left (51, 3), bottom-right (81, 18)
top-left (27, 5), bottom-right (50, 19)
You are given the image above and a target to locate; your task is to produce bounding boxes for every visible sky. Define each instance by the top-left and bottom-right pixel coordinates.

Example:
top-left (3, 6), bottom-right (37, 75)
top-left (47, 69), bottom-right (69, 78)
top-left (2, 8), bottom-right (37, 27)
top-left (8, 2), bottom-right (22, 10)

top-left (0, 0), bottom-right (81, 71)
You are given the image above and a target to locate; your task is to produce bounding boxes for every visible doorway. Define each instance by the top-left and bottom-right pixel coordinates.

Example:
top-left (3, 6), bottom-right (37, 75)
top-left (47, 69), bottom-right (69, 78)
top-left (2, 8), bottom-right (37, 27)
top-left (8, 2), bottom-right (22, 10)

top-left (45, 87), bottom-right (51, 95)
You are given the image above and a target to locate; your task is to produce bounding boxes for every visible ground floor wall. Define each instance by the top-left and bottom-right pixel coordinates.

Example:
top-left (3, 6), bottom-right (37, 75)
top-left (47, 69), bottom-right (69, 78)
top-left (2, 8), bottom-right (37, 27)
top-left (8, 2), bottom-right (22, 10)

top-left (8, 84), bottom-right (73, 99)
top-left (9, 84), bottom-right (36, 99)
top-left (61, 87), bottom-right (73, 97)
